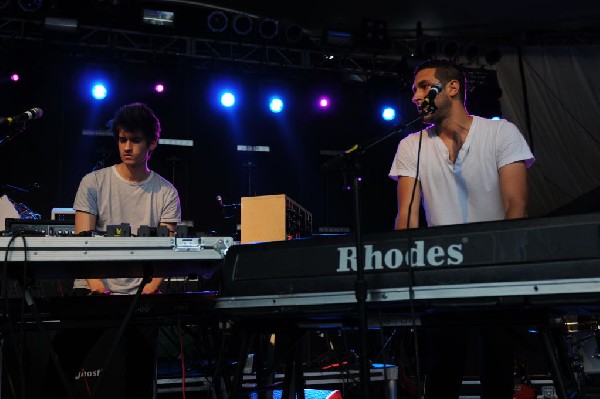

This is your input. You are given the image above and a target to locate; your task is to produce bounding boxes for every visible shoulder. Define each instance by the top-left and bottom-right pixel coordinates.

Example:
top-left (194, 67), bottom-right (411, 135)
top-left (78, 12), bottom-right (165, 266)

top-left (405, 128), bottom-right (428, 139)
top-left (398, 128), bottom-right (435, 152)
top-left (474, 117), bottom-right (534, 167)
top-left (472, 117), bottom-right (526, 143)
top-left (473, 116), bottom-right (519, 132)
top-left (401, 128), bottom-right (431, 144)
top-left (150, 172), bottom-right (178, 193)
top-left (80, 166), bottom-right (113, 184)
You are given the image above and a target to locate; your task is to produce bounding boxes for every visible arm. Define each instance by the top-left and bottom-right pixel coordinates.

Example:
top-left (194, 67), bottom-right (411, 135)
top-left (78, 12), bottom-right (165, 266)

top-left (74, 210), bottom-right (96, 234)
top-left (160, 221), bottom-right (177, 235)
top-left (75, 210), bottom-right (108, 294)
top-left (142, 221), bottom-right (178, 294)
top-left (498, 161), bottom-right (528, 219)
top-left (394, 176), bottom-right (422, 230)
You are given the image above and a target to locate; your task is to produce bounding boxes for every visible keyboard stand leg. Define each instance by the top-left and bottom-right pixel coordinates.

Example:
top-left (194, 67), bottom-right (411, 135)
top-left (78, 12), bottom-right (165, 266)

top-left (539, 316), bottom-right (581, 399)
top-left (254, 333), bottom-right (276, 399)
top-left (228, 331), bottom-right (255, 399)
top-left (281, 330), bottom-right (305, 399)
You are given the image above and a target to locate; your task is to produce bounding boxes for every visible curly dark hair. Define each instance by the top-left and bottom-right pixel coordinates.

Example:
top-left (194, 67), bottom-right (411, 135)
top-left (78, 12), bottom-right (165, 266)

top-left (111, 102), bottom-right (161, 144)
top-left (414, 58), bottom-right (467, 103)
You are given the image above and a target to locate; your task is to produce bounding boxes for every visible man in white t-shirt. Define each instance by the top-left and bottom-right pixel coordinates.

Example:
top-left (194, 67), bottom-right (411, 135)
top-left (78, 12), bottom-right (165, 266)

top-left (389, 59), bottom-right (534, 399)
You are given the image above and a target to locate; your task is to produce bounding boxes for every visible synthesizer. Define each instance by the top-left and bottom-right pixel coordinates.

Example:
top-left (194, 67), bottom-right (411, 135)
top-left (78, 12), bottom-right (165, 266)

top-left (0, 236), bottom-right (234, 279)
top-left (215, 212), bottom-right (600, 312)
top-left (0, 292), bottom-right (218, 327)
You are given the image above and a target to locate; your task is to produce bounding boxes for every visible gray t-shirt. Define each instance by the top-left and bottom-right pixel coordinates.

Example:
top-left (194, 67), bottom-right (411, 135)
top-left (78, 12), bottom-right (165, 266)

top-left (72, 165), bottom-right (181, 294)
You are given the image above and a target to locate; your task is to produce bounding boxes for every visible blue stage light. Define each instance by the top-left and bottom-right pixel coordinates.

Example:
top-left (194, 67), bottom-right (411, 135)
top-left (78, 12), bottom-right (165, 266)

top-left (91, 83), bottom-right (108, 100)
top-left (382, 106), bottom-right (396, 121)
top-left (220, 92), bottom-right (236, 107)
top-left (269, 97), bottom-right (284, 113)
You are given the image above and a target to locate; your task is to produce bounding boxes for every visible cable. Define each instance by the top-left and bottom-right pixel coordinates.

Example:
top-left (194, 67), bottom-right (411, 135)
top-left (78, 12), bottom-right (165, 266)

top-left (2, 234), bottom-right (25, 399)
top-left (2, 234), bottom-right (75, 399)
top-left (403, 128), bottom-right (426, 399)
top-left (177, 316), bottom-right (187, 399)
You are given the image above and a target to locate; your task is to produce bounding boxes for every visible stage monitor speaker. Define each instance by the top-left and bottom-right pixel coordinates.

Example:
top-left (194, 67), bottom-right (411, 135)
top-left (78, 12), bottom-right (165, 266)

top-left (241, 194), bottom-right (312, 244)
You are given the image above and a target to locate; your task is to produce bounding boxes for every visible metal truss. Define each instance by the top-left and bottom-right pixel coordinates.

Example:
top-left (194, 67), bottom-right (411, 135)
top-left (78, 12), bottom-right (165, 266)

top-left (0, 16), bottom-right (412, 79)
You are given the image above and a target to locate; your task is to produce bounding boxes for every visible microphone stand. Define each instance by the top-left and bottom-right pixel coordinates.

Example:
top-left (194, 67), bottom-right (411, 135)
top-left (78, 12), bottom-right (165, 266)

top-left (321, 114), bottom-right (423, 399)
top-left (0, 122), bottom-right (27, 148)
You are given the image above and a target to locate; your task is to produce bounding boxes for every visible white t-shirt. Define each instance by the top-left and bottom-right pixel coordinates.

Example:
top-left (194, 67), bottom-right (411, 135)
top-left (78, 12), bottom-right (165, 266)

top-left (72, 165), bottom-right (181, 294)
top-left (389, 116), bottom-right (535, 227)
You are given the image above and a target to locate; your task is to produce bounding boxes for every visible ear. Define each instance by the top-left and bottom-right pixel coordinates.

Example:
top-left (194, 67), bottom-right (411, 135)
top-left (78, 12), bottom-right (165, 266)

top-left (447, 80), bottom-right (461, 98)
top-left (148, 139), bottom-right (158, 152)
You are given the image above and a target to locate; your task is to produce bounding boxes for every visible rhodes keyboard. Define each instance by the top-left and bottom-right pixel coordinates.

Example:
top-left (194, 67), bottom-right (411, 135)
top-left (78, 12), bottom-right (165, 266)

top-left (0, 236), bottom-right (234, 279)
top-left (216, 213), bottom-right (600, 313)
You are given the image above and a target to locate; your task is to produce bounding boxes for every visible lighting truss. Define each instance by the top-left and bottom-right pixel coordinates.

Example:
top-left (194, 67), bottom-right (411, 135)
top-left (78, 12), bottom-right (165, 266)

top-left (0, 16), bottom-right (409, 79)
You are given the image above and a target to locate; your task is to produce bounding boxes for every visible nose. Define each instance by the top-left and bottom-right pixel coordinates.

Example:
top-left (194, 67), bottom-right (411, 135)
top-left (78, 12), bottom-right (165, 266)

top-left (412, 92), bottom-right (421, 106)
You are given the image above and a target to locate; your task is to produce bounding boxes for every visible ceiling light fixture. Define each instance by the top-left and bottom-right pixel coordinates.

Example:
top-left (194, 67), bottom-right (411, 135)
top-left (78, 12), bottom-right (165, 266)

top-left (207, 11), bottom-right (228, 33)
top-left (258, 18), bottom-right (278, 39)
top-left (17, 0), bottom-right (43, 12)
top-left (232, 14), bottom-right (253, 36)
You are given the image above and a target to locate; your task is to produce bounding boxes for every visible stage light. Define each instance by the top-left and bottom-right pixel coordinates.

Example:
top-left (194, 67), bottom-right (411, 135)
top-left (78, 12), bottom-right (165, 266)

top-left (283, 21), bottom-right (303, 44)
top-left (258, 18), bottom-right (278, 39)
top-left (17, 0), bottom-right (42, 12)
top-left (323, 30), bottom-right (354, 47)
top-left (154, 83), bottom-right (165, 93)
top-left (464, 42), bottom-right (481, 60)
top-left (318, 96), bottom-right (330, 109)
top-left (220, 91), bottom-right (235, 107)
top-left (382, 107), bottom-right (396, 121)
top-left (232, 14), bottom-right (253, 36)
top-left (361, 18), bottom-right (388, 50)
top-left (420, 38), bottom-right (438, 57)
top-left (143, 9), bottom-right (174, 27)
top-left (10, 73), bottom-right (19, 82)
top-left (485, 47), bottom-right (503, 65)
top-left (44, 17), bottom-right (78, 31)
top-left (91, 83), bottom-right (108, 100)
top-left (268, 97), bottom-right (284, 113)
top-left (207, 11), bottom-right (228, 33)
top-left (442, 40), bottom-right (460, 58)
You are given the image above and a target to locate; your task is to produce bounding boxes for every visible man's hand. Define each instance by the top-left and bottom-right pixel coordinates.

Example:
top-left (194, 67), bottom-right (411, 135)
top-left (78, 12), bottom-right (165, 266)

top-left (86, 278), bottom-right (110, 294)
top-left (142, 277), bottom-right (164, 295)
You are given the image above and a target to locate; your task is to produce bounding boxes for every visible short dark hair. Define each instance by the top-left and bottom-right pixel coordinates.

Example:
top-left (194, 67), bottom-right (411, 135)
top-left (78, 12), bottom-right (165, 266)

top-left (111, 102), bottom-right (161, 143)
top-left (414, 58), bottom-right (467, 102)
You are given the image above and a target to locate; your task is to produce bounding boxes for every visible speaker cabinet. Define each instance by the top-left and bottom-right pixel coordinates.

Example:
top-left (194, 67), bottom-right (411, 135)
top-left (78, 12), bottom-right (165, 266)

top-left (241, 194), bottom-right (312, 244)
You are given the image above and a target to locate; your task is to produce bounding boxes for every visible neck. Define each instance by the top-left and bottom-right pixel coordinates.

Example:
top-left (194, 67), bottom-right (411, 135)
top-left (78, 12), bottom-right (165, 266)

top-left (435, 108), bottom-right (472, 141)
top-left (116, 163), bottom-right (150, 182)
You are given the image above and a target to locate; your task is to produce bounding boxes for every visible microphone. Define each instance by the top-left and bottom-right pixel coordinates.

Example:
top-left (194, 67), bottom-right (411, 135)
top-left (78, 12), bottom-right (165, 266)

top-left (420, 83), bottom-right (443, 115)
top-left (215, 195), bottom-right (240, 210)
top-left (0, 108), bottom-right (44, 125)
